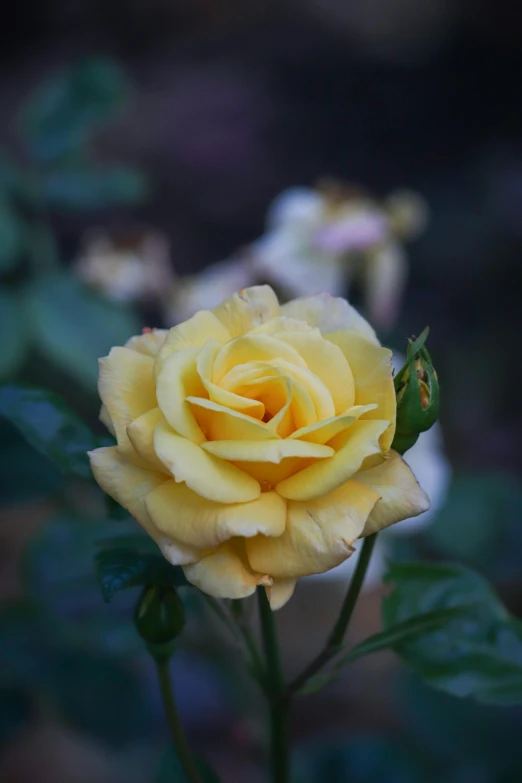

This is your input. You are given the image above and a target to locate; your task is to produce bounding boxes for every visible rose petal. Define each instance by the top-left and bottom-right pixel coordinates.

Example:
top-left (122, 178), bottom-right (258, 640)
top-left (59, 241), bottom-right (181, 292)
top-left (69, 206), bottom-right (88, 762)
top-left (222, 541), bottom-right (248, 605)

top-left (201, 439), bottom-right (334, 463)
top-left (125, 329), bottom-right (168, 357)
top-left (126, 408), bottom-right (169, 473)
top-left (326, 331), bottom-right (395, 451)
top-left (187, 396), bottom-right (277, 441)
top-left (281, 293), bottom-right (378, 344)
top-left (246, 479), bottom-right (380, 578)
top-left (275, 419), bottom-right (389, 501)
top-left (154, 422), bottom-right (260, 503)
top-left (145, 480), bottom-right (285, 548)
top-left (355, 450), bottom-right (430, 535)
top-left (184, 540), bottom-right (272, 600)
top-left (266, 579), bottom-right (297, 610)
top-left (88, 446), bottom-right (167, 538)
top-left (155, 311), bottom-right (231, 378)
top-left (289, 404), bottom-right (377, 444)
top-left (156, 346), bottom-right (207, 444)
top-left (212, 285), bottom-right (280, 337)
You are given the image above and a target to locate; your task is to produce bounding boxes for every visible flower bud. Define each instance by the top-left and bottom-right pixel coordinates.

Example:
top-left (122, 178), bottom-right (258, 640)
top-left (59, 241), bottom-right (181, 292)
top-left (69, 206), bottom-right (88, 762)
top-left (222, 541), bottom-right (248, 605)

top-left (134, 585), bottom-right (185, 660)
top-left (393, 328), bottom-right (440, 454)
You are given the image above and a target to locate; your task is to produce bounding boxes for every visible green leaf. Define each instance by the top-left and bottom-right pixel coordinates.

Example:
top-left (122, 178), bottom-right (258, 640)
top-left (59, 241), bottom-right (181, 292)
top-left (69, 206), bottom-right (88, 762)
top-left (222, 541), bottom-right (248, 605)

top-left (41, 166), bottom-right (148, 211)
top-left (0, 200), bottom-right (25, 273)
top-left (24, 272), bottom-right (141, 389)
top-left (20, 57), bottom-right (128, 162)
top-left (0, 289), bottom-right (29, 378)
top-left (0, 418), bottom-right (64, 502)
top-left (26, 222), bottom-right (61, 276)
top-left (383, 561), bottom-right (522, 704)
top-left (157, 743), bottom-right (221, 783)
top-left (95, 548), bottom-right (189, 603)
top-left (0, 383), bottom-right (97, 478)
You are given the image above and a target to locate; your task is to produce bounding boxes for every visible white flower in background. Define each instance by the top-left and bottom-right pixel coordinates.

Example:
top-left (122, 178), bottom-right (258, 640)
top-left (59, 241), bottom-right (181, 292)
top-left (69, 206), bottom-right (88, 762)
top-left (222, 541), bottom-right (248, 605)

top-left (313, 351), bottom-right (451, 590)
top-left (74, 228), bottom-right (174, 305)
top-left (166, 182), bottom-right (428, 332)
top-left (251, 182), bottom-right (428, 331)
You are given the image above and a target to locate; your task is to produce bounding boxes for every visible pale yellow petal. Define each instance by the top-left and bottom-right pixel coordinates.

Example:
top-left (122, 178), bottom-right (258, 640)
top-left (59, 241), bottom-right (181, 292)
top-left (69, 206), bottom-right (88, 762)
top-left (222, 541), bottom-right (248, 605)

top-left (275, 419), bottom-right (389, 501)
top-left (155, 311), bottom-right (231, 378)
top-left (196, 340), bottom-right (264, 417)
top-left (281, 293), bottom-right (378, 344)
top-left (355, 450), bottom-right (431, 535)
top-left (266, 579), bottom-right (297, 610)
top-left (157, 537), bottom-right (203, 566)
top-left (289, 404), bottom-right (377, 445)
top-left (154, 422), bottom-right (260, 503)
top-left (212, 333), bottom-right (306, 383)
top-left (250, 316), bottom-right (313, 335)
top-left (125, 329), bottom-right (168, 357)
top-left (98, 347), bottom-right (157, 459)
top-left (156, 347), bottom-right (207, 444)
top-left (145, 480), bottom-right (285, 547)
top-left (246, 479), bottom-right (380, 578)
top-left (187, 396), bottom-right (276, 441)
top-left (326, 331), bottom-right (396, 452)
top-left (268, 358), bottom-right (335, 422)
top-left (211, 285), bottom-right (280, 337)
top-left (276, 328), bottom-right (355, 413)
top-left (184, 540), bottom-right (272, 600)
top-left (202, 439), bottom-right (334, 462)
top-left (126, 408), bottom-right (169, 473)
top-left (88, 446), bottom-right (167, 539)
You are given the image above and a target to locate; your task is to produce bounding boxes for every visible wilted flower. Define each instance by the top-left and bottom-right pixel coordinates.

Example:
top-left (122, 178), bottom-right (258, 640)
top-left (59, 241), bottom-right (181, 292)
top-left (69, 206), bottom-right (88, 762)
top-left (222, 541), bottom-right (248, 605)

top-left (89, 286), bottom-right (429, 609)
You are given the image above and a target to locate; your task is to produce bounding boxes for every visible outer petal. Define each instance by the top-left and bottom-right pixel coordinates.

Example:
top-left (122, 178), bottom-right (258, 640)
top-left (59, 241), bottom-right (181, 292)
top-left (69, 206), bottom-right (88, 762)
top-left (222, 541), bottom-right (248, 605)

top-left (275, 419), bottom-right (388, 501)
top-left (355, 450), bottom-right (430, 535)
top-left (154, 422), bottom-right (260, 503)
top-left (155, 311), bottom-right (231, 378)
top-left (281, 293), bottom-right (378, 344)
top-left (266, 579), bottom-right (297, 610)
top-left (156, 347), bottom-right (207, 444)
top-left (276, 328), bottom-right (355, 413)
top-left (201, 439), bottom-right (334, 462)
top-left (145, 481), bottom-right (285, 548)
top-left (183, 540), bottom-right (272, 600)
top-left (126, 408), bottom-right (168, 473)
top-left (211, 285), bottom-right (280, 337)
top-left (98, 347), bottom-right (157, 458)
top-left (88, 446), bottom-right (167, 539)
top-left (125, 329), bottom-right (168, 357)
top-left (326, 331), bottom-right (396, 452)
top-left (246, 479), bottom-right (380, 578)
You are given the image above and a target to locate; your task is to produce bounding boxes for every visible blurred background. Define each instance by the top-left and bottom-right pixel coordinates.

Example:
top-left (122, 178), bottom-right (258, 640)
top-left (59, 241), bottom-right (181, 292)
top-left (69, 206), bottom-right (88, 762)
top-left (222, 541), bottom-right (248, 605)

top-left (1, 1), bottom-right (522, 781)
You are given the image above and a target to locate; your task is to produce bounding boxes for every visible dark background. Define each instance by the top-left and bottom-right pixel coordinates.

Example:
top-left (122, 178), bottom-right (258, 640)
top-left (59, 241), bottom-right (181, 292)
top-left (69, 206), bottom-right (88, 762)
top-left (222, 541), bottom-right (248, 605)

top-left (0, 2), bottom-right (521, 781)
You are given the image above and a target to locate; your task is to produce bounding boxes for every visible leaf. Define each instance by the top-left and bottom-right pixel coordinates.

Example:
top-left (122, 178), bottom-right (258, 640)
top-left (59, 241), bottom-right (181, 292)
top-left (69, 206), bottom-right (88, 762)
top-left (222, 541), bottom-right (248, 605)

top-left (157, 743), bottom-right (222, 783)
top-left (0, 200), bottom-right (25, 273)
top-left (383, 561), bottom-right (522, 704)
top-left (24, 272), bottom-right (141, 389)
top-left (0, 418), bottom-right (64, 503)
top-left (20, 57), bottom-right (128, 162)
top-left (95, 547), bottom-right (189, 603)
top-left (0, 384), bottom-right (97, 478)
top-left (0, 289), bottom-right (29, 378)
top-left (41, 165), bottom-right (148, 211)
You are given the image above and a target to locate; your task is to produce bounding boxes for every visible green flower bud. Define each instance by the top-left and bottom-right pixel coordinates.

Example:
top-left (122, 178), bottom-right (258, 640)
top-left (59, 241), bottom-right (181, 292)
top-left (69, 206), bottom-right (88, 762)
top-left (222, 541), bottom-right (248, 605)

top-left (134, 585), bottom-right (185, 660)
top-left (393, 327), bottom-right (440, 454)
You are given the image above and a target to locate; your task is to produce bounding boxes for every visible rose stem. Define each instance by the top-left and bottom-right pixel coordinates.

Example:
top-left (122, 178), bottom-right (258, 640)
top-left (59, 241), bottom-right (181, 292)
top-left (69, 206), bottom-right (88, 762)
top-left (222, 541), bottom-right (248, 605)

top-left (257, 588), bottom-right (289, 783)
top-left (155, 658), bottom-right (204, 783)
top-left (284, 533), bottom-right (378, 699)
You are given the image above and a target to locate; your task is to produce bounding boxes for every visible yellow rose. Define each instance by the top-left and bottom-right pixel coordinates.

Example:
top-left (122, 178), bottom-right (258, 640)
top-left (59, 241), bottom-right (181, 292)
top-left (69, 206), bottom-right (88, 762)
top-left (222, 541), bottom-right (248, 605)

top-left (89, 286), bottom-right (429, 609)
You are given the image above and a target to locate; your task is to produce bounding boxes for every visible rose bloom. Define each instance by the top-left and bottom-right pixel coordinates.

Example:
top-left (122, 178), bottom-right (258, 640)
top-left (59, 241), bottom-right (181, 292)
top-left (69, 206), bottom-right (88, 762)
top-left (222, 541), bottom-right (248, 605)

top-left (89, 286), bottom-right (429, 609)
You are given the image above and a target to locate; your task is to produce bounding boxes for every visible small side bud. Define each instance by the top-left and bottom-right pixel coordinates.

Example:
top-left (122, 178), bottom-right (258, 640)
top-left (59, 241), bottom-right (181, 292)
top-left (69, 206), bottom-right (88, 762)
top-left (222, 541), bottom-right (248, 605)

top-left (393, 327), bottom-right (440, 454)
top-left (134, 585), bottom-right (185, 661)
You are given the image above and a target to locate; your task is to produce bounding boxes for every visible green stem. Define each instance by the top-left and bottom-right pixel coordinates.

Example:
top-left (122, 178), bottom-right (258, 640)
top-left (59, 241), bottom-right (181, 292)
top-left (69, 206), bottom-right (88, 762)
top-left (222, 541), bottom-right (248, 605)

top-left (285, 534), bottom-right (378, 698)
top-left (155, 658), bottom-right (204, 783)
top-left (257, 588), bottom-right (289, 783)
